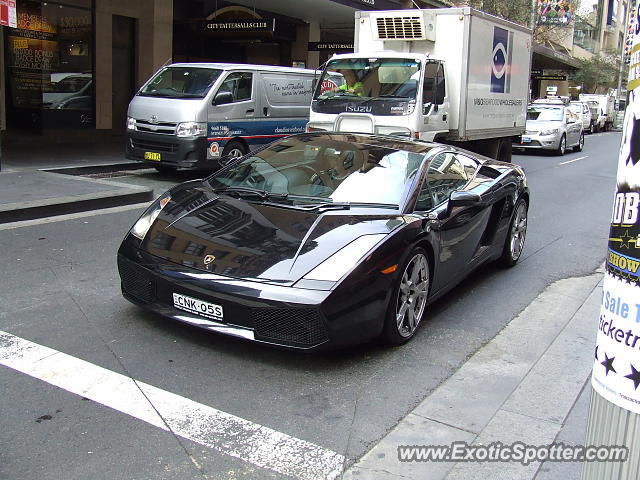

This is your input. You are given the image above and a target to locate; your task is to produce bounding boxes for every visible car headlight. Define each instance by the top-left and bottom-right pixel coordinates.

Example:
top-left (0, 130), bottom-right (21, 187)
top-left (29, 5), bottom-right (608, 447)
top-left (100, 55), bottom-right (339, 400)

top-left (176, 122), bottom-right (207, 137)
top-left (127, 116), bottom-right (137, 130)
top-left (302, 234), bottom-right (386, 282)
top-left (540, 128), bottom-right (559, 136)
top-left (131, 194), bottom-right (171, 240)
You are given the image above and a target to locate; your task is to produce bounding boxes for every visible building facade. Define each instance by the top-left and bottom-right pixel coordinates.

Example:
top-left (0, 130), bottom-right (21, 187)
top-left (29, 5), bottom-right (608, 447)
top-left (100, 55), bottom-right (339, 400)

top-left (0, 0), bottom-right (446, 141)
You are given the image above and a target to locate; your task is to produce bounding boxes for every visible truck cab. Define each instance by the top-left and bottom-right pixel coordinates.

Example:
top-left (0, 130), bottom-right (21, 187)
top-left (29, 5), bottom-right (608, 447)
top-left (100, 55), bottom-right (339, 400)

top-left (307, 8), bottom-right (531, 163)
top-left (308, 53), bottom-right (447, 139)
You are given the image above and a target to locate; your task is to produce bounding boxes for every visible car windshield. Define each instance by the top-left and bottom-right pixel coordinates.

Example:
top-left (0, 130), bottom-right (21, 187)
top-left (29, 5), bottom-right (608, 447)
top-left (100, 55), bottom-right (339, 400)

top-left (139, 67), bottom-right (222, 99)
top-left (314, 58), bottom-right (421, 100)
top-left (527, 107), bottom-right (563, 121)
top-left (569, 104), bottom-right (582, 114)
top-left (50, 76), bottom-right (91, 93)
top-left (207, 134), bottom-right (426, 207)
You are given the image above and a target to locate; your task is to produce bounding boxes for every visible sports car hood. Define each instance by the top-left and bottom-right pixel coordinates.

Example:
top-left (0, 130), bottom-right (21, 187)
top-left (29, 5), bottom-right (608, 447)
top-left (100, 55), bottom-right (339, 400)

top-left (142, 182), bottom-right (403, 284)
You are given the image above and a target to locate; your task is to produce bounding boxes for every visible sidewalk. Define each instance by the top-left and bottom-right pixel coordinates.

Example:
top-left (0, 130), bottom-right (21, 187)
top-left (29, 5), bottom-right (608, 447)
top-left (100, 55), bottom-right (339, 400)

top-left (0, 135), bottom-right (152, 223)
top-left (341, 269), bottom-right (603, 480)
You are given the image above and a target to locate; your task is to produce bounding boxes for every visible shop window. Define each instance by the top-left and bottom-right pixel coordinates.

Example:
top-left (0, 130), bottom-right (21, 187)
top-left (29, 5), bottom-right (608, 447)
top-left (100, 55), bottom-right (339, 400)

top-left (5, 0), bottom-right (94, 129)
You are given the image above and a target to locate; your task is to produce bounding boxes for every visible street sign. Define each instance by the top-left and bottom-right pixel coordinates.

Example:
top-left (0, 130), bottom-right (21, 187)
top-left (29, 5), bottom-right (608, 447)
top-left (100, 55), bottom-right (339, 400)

top-left (308, 42), bottom-right (353, 51)
top-left (532, 75), bottom-right (567, 81)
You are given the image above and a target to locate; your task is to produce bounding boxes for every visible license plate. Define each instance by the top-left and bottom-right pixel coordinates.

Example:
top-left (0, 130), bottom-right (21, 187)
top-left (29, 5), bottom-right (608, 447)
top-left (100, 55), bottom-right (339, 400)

top-left (173, 293), bottom-right (223, 321)
top-left (144, 152), bottom-right (161, 161)
top-left (521, 136), bottom-right (531, 143)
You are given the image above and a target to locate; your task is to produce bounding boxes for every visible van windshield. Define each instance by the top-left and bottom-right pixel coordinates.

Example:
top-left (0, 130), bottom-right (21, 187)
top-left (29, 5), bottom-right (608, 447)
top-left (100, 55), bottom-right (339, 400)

top-left (139, 67), bottom-right (222, 99)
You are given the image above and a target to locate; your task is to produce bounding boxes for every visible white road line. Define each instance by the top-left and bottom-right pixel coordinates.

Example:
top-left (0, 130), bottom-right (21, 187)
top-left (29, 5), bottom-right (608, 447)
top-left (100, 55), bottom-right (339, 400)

top-left (559, 155), bottom-right (589, 165)
top-left (0, 331), bottom-right (345, 480)
top-left (0, 202), bottom-right (152, 231)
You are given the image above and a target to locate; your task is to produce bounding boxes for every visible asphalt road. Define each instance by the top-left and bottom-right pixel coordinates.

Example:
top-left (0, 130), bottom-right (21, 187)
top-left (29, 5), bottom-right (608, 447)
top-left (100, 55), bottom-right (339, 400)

top-left (0, 131), bottom-right (620, 480)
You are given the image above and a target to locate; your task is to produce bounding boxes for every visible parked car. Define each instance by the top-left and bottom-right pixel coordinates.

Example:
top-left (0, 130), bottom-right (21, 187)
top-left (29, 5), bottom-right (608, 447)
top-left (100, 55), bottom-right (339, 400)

top-left (118, 132), bottom-right (529, 350)
top-left (514, 103), bottom-right (584, 155)
top-left (569, 101), bottom-right (593, 133)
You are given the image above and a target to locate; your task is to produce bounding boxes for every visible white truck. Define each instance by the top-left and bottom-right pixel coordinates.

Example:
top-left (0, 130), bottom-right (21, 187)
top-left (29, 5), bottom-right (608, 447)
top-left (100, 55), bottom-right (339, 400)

top-left (579, 93), bottom-right (616, 132)
top-left (307, 7), bottom-right (532, 162)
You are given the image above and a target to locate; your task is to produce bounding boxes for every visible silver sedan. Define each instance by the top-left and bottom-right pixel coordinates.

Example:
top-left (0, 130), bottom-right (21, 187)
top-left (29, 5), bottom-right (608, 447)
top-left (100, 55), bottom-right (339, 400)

top-left (513, 104), bottom-right (584, 155)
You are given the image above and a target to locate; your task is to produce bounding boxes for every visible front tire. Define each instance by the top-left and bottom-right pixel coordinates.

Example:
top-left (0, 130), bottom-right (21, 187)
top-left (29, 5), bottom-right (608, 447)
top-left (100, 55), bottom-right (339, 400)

top-left (499, 198), bottom-right (528, 267)
top-left (573, 132), bottom-right (584, 152)
top-left (154, 165), bottom-right (177, 173)
top-left (383, 248), bottom-right (430, 345)
top-left (222, 140), bottom-right (248, 161)
top-left (555, 135), bottom-right (566, 156)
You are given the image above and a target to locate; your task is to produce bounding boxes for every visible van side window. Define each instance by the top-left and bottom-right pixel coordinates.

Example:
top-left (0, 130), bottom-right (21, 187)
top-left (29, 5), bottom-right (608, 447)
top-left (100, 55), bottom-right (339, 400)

top-left (218, 72), bottom-right (253, 102)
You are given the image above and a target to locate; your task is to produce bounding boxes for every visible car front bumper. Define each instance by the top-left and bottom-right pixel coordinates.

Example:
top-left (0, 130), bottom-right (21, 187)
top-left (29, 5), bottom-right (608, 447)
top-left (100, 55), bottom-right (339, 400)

top-left (126, 130), bottom-right (222, 171)
top-left (117, 243), bottom-right (388, 351)
top-left (513, 133), bottom-right (562, 151)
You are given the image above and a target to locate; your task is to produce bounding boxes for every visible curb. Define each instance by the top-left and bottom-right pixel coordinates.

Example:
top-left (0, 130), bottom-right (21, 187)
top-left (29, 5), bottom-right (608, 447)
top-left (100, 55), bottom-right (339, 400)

top-left (0, 170), bottom-right (153, 224)
top-left (342, 269), bottom-right (604, 480)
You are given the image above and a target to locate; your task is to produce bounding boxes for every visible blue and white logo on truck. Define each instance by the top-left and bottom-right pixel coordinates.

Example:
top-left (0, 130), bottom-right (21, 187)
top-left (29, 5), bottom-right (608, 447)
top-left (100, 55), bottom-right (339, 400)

top-left (491, 26), bottom-right (512, 94)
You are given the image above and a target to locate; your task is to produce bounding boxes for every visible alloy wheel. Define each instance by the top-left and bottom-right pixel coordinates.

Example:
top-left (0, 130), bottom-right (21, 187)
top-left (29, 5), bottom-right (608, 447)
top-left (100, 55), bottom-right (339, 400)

top-left (396, 253), bottom-right (429, 338)
top-left (509, 201), bottom-right (528, 261)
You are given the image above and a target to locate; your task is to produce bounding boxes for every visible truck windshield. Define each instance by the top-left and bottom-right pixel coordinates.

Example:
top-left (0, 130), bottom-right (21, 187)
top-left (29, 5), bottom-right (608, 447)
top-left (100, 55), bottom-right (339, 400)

top-left (314, 58), bottom-right (420, 100)
top-left (139, 67), bottom-right (222, 99)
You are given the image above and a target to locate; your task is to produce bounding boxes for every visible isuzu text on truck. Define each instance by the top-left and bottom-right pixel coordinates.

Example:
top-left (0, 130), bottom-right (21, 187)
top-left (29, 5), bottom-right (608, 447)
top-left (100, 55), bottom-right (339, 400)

top-left (307, 7), bottom-right (532, 162)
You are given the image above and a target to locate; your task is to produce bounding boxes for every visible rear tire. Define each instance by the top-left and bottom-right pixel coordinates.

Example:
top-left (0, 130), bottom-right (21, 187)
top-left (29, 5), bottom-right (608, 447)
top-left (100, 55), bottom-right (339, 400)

top-left (497, 138), bottom-right (512, 163)
top-left (499, 197), bottom-right (528, 267)
top-left (383, 247), bottom-right (430, 345)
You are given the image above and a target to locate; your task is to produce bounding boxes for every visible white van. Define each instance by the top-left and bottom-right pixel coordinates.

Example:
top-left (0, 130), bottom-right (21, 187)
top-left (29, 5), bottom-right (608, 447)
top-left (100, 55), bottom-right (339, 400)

top-left (126, 63), bottom-right (316, 172)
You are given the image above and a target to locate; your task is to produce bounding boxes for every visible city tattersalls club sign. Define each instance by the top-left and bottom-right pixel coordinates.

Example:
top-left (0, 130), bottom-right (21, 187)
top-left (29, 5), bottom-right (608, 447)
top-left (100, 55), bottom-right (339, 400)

top-left (203, 18), bottom-right (276, 32)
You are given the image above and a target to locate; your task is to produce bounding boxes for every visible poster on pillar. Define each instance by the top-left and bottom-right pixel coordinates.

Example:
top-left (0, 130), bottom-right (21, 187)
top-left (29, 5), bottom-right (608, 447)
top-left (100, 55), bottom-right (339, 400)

top-left (591, 22), bottom-right (640, 414)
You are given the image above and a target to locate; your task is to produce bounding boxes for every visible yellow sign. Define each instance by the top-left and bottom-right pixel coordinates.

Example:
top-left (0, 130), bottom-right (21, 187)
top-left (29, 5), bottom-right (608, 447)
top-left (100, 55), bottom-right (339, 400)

top-left (144, 152), bottom-right (161, 161)
top-left (13, 38), bottom-right (28, 49)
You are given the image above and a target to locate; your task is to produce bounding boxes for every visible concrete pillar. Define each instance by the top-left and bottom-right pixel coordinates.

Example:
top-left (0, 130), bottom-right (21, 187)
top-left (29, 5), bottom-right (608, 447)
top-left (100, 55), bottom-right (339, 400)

top-left (0, 26), bottom-right (5, 131)
top-left (292, 24), bottom-right (309, 67)
top-left (94, 0), bottom-right (173, 130)
top-left (307, 21), bottom-right (320, 69)
top-left (95, 7), bottom-right (113, 130)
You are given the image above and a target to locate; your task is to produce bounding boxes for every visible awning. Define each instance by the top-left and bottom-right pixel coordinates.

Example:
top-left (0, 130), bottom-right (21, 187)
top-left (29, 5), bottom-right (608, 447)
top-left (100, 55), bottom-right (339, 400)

top-left (532, 43), bottom-right (580, 71)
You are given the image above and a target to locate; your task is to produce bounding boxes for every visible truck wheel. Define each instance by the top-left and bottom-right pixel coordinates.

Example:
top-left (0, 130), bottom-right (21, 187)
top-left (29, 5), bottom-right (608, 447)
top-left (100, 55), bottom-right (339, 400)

top-left (573, 132), bottom-right (584, 152)
top-left (497, 139), bottom-right (512, 163)
top-left (222, 140), bottom-right (248, 160)
top-left (555, 135), bottom-right (566, 156)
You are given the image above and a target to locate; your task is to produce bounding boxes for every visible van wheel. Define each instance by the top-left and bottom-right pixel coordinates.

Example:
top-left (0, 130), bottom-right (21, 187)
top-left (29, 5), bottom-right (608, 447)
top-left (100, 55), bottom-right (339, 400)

top-left (222, 141), bottom-right (248, 160)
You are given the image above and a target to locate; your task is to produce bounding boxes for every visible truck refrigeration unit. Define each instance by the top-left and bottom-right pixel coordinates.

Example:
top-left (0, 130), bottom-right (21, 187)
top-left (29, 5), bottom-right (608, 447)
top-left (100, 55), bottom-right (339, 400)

top-left (307, 7), bottom-right (532, 162)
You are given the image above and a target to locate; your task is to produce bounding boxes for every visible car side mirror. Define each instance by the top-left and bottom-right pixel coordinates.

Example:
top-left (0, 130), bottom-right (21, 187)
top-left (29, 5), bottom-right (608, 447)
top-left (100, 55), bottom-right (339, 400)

top-left (214, 91), bottom-right (234, 106)
top-left (423, 102), bottom-right (433, 115)
top-left (442, 191), bottom-right (481, 218)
